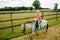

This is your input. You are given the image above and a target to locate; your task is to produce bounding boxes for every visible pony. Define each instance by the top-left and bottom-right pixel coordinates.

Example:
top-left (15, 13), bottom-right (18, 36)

top-left (21, 19), bottom-right (48, 40)
top-left (21, 19), bottom-right (48, 33)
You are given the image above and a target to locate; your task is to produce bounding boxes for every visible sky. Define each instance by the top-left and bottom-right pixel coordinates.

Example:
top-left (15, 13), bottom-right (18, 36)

top-left (0, 0), bottom-right (60, 9)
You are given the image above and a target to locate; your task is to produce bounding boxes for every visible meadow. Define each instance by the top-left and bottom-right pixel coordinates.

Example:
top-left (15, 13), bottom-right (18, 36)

top-left (0, 11), bottom-right (60, 40)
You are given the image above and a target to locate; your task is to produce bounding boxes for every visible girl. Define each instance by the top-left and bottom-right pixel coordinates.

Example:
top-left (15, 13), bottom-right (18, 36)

top-left (35, 10), bottom-right (41, 29)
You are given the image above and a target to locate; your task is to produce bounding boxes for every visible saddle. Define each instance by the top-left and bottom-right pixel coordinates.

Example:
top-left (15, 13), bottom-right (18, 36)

top-left (33, 20), bottom-right (43, 30)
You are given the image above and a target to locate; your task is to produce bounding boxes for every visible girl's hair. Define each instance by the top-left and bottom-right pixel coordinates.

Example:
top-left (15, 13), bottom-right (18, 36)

top-left (36, 10), bottom-right (40, 13)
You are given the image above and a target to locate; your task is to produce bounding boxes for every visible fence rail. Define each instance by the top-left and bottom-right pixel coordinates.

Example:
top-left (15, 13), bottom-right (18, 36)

top-left (0, 11), bottom-right (60, 32)
top-left (0, 13), bottom-right (60, 22)
top-left (0, 16), bottom-right (60, 30)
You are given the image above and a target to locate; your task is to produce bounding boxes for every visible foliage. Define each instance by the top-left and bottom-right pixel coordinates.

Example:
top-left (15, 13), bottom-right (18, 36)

top-left (57, 9), bottom-right (60, 12)
top-left (54, 3), bottom-right (58, 10)
top-left (29, 7), bottom-right (33, 10)
top-left (32, 0), bottom-right (41, 9)
top-left (0, 6), bottom-right (33, 11)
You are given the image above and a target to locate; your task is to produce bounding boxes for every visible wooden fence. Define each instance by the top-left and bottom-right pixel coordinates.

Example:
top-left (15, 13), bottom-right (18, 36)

top-left (0, 11), bottom-right (60, 32)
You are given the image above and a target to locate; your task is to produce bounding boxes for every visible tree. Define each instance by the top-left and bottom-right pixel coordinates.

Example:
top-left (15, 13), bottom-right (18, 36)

top-left (54, 3), bottom-right (58, 10)
top-left (32, 0), bottom-right (41, 9)
top-left (29, 7), bottom-right (33, 10)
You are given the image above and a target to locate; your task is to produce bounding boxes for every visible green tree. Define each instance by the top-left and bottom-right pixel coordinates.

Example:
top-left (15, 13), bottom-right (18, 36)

top-left (54, 3), bottom-right (58, 10)
top-left (32, 0), bottom-right (41, 9)
top-left (29, 7), bottom-right (33, 10)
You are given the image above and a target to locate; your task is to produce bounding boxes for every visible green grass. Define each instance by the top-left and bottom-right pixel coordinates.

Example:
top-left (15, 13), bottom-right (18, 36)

top-left (0, 18), bottom-right (60, 40)
top-left (0, 12), bottom-right (59, 28)
top-left (0, 26), bottom-right (31, 40)
top-left (0, 12), bottom-right (60, 40)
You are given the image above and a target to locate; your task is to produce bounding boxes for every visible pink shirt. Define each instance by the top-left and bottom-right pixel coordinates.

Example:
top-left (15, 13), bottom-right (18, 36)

top-left (35, 13), bottom-right (41, 20)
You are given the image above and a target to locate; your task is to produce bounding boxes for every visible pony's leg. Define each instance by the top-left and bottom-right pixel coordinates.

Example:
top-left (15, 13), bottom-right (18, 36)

top-left (28, 28), bottom-right (32, 40)
top-left (29, 33), bottom-right (32, 40)
top-left (28, 28), bottom-right (34, 40)
top-left (31, 26), bottom-right (35, 35)
top-left (45, 24), bottom-right (48, 32)
top-left (44, 26), bottom-right (47, 32)
top-left (45, 28), bottom-right (47, 32)
top-left (29, 28), bottom-right (35, 40)
top-left (35, 30), bottom-right (38, 37)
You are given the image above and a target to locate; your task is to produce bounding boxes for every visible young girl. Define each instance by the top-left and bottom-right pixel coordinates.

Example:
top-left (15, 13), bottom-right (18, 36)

top-left (35, 10), bottom-right (41, 29)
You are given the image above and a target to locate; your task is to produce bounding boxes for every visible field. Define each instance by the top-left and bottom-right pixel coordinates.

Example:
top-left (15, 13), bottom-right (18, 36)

top-left (11, 23), bottom-right (60, 40)
top-left (0, 11), bottom-right (60, 40)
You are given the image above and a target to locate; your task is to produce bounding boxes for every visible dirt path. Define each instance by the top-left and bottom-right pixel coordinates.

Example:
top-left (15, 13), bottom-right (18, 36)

top-left (10, 23), bottom-right (60, 40)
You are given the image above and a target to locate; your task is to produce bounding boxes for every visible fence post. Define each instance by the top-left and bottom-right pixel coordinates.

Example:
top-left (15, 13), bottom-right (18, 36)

top-left (10, 13), bottom-right (13, 32)
top-left (42, 11), bottom-right (43, 19)
top-left (56, 12), bottom-right (58, 21)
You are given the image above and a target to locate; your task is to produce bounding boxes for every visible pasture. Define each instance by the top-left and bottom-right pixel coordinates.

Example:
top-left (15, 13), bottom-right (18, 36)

top-left (0, 11), bottom-right (60, 40)
top-left (11, 23), bottom-right (60, 40)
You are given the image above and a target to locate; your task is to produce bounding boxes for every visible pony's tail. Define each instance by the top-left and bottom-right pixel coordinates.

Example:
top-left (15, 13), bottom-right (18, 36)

top-left (47, 24), bottom-right (48, 30)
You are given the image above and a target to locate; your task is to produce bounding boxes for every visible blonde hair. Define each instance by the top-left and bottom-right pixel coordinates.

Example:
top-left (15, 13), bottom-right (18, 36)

top-left (36, 10), bottom-right (40, 13)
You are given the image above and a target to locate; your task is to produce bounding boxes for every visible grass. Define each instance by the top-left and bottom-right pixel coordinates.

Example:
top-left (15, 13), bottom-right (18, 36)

top-left (0, 12), bottom-right (59, 28)
top-left (16, 21), bottom-right (60, 40)
top-left (0, 26), bottom-right (32, 40)
top-left (0, 12), bottom-right (60, 40)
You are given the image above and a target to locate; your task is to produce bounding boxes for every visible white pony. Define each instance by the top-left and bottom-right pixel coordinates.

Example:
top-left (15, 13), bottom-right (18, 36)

top-left (21, 19), bottom-right (48, 33)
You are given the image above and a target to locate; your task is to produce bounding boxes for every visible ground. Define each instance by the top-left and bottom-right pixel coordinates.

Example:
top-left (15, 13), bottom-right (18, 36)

top-left (10, 23), bottom-right (60, 40)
